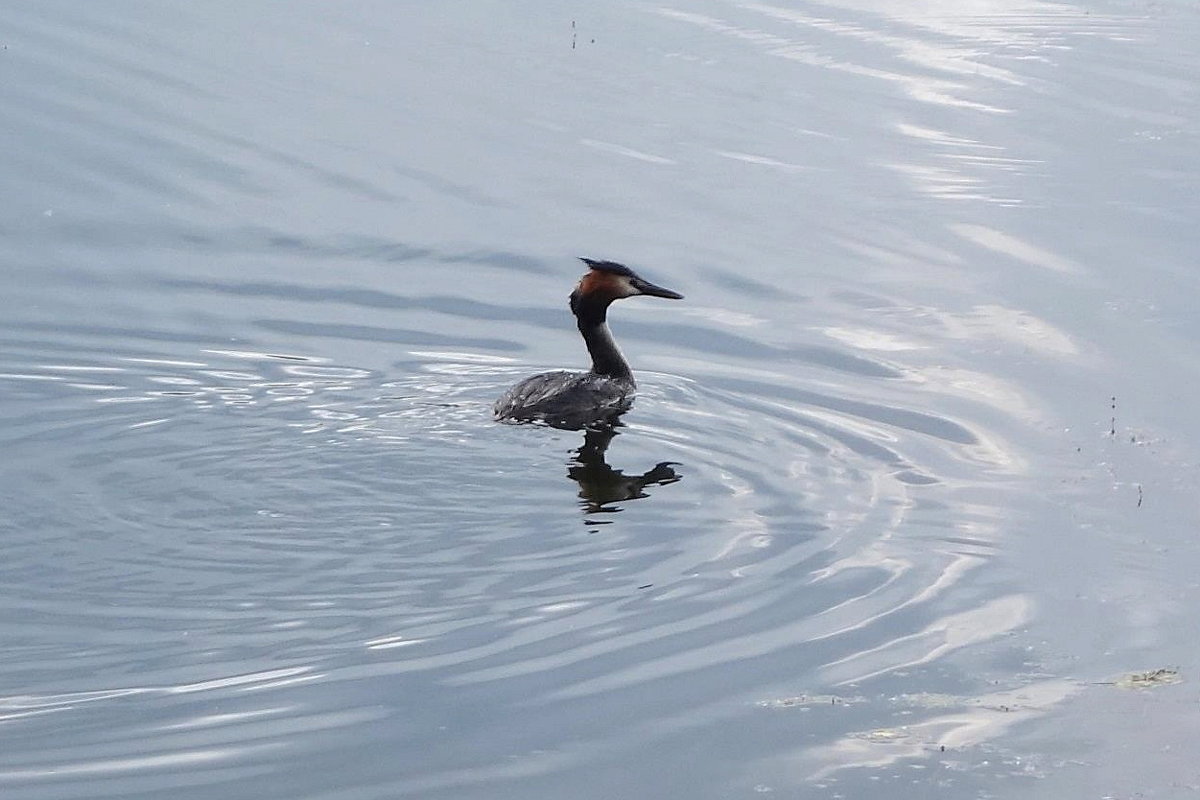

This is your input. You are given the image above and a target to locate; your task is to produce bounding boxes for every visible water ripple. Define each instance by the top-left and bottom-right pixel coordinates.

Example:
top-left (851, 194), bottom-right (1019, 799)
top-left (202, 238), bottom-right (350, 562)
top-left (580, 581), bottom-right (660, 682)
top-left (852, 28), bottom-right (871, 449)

top-left (2, 0), bottom-right (1185, 796)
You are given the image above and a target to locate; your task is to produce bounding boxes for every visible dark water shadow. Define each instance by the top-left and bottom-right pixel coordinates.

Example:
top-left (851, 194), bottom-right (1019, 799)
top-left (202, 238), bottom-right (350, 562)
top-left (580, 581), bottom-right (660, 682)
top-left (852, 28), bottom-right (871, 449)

top-left (567, 426), bottom-right (682, 517)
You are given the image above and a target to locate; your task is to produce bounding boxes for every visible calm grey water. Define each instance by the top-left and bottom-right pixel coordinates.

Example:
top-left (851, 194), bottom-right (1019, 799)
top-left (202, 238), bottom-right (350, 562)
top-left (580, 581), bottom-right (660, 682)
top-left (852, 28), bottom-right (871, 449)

top-left (2, 1), bottom-right (1199, 797)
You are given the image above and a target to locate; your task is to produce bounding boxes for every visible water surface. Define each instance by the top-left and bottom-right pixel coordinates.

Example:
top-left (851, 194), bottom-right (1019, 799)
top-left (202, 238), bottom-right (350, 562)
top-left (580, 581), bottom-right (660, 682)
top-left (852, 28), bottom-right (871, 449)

top-left (2, 1), bottom-right (1199, 797)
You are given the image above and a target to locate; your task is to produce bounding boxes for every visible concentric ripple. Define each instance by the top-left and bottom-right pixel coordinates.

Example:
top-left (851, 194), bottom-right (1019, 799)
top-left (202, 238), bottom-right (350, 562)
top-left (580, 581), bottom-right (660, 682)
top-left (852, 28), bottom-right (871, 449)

top-left (1, 320), bottom-right (1026, 798)
top-left (3, 0), bottom-right (1197, 798)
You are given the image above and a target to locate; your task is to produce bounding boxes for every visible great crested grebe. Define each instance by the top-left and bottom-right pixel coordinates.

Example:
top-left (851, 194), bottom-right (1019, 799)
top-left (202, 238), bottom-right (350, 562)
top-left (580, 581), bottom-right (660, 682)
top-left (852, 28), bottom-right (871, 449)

top-left (494, 258), bottom-right (683, 428)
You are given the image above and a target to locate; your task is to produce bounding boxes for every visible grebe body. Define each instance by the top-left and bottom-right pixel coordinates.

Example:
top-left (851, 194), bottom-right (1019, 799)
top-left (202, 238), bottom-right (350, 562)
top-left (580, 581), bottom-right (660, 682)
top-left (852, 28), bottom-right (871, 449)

top-left (494, 258), bottom-right (682, 428)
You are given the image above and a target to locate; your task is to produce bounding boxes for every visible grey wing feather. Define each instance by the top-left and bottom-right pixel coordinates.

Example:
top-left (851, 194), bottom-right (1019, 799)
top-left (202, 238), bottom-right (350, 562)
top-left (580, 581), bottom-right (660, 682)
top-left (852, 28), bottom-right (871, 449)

top-left (494, 371), bottom-right (633, 427)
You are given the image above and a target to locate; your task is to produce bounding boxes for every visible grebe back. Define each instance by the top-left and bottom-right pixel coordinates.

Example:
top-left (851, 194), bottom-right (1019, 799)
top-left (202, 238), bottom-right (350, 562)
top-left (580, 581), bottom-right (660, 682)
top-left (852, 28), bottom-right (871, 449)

top-left (494, 258), bottom-right (683, 428)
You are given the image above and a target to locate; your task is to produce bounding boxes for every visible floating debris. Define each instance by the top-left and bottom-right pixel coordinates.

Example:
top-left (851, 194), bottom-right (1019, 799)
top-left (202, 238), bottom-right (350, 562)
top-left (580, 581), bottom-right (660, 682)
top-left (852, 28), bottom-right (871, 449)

top-left (1113, 667), bottom-right (1181, 689)
top-left (853, 727), bottom-right (911, 743)
top-left (757, 693), bottom-right (862, 709)
top-left (892, 692), bottom-right (962, 709)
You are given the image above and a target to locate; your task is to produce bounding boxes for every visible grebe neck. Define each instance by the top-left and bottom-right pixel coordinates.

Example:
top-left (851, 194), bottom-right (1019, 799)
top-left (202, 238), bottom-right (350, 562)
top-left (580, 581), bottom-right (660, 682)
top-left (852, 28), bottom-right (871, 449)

top-left (575, 300), bottom-right (632, 381)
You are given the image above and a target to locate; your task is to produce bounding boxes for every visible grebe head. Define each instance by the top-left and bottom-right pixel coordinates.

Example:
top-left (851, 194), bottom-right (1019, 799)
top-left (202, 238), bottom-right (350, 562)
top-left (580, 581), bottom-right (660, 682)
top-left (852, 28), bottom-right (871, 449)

top-left (570, 258), bottom-right (683, 316)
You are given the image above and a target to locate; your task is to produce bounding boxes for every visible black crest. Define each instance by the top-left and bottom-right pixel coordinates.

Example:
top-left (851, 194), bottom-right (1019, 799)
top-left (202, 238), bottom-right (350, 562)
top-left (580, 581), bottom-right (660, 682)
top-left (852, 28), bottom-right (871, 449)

top-left (578, 258), bottom-right (635, 278)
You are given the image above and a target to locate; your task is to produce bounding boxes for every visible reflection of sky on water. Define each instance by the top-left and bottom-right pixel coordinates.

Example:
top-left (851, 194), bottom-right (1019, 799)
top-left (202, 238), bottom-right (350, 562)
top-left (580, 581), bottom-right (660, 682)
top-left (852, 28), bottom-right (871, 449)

top-left (1, 0), bottom-right (1198, 797)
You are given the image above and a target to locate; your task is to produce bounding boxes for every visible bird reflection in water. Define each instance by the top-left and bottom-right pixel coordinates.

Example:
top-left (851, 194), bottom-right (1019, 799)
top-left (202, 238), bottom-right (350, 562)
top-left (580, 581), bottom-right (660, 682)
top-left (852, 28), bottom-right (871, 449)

top-left (567, 425), bottom-right (681, 517)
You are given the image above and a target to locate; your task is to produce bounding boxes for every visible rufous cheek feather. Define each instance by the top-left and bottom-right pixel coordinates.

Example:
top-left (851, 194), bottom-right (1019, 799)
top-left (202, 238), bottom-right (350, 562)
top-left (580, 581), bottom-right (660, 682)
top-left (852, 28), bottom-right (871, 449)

top-left (577, 270), bottom-right (624, 300)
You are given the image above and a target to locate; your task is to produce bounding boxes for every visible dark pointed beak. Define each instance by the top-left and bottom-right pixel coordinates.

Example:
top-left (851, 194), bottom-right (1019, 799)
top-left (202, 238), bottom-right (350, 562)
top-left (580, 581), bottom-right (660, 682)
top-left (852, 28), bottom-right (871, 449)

top-left (633, 278), bottom-right (683, 300)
